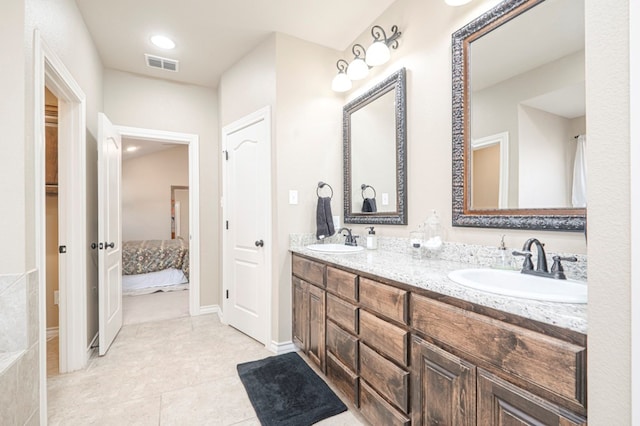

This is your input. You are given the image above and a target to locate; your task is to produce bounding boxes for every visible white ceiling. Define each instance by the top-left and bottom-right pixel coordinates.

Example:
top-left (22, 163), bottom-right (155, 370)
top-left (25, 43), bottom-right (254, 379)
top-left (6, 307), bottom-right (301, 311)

top-left (74, 0), bottom-right (398, 88)
top-left (122, 137), bottom-right (182, 161)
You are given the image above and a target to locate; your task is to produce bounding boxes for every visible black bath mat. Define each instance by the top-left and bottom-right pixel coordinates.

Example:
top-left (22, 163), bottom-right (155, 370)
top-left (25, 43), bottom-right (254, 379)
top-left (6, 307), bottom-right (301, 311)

top-left (237, 352), bottom-right (347, 426)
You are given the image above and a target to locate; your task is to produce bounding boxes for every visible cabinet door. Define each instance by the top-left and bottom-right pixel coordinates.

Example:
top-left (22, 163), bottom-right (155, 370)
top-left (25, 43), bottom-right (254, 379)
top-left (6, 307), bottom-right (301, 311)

top-left (307, 284), bottom-right (326, 372)
top-left (477, 369), bottom-right (587, 426)
top-left (411, 335), bottom-right (476, 426)
top-left (292, 277), bottom-right (308, 351)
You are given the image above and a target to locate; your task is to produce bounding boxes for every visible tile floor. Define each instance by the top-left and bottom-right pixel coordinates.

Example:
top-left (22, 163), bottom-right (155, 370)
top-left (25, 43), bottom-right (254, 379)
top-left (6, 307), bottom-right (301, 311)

top-left (47, 292), bottom-right (365, 425)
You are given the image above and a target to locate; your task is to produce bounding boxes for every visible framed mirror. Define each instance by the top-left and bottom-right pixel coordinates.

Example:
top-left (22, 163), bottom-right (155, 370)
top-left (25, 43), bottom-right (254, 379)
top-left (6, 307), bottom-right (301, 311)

top-left (344, 68), bottom-right (407, 225)
top-left (452, 0), bottom-right (586, 231)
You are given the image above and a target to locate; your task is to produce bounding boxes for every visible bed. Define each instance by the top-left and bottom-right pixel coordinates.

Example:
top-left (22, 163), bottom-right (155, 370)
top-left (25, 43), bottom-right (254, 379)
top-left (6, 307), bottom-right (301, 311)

top-left (121, 238), bottom-right (189, 296)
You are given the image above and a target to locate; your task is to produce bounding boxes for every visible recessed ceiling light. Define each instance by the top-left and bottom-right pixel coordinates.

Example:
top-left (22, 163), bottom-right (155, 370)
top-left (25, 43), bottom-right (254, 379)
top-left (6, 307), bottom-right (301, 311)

top-left (126, 146), bottom-right (138, 152)
top-left (151, 35), bottom-right (175, 50)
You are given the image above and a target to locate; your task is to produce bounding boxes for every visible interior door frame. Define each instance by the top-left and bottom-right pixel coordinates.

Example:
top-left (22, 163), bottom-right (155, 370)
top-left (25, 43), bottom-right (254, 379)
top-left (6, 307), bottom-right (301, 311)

top-left (116, 126), bottom-right (201, 316)
top-left (34, 30), bottom-right (88, 422)
top-left (221, 106), bottom-right (273, 348)
top-left (631, 0), bottom-right (639, 421)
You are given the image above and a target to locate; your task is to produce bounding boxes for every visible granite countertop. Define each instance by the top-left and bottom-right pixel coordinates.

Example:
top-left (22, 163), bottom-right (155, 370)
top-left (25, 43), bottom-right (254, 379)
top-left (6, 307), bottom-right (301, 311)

top-left (290, 245), bottom-right (587, 334)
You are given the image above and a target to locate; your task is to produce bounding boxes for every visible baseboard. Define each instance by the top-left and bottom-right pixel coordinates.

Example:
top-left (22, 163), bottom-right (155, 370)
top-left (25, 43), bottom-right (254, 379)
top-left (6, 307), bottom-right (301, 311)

top-left (197, 304), bottom-right (220, 315)
top-left (46, 327), bottom-right (59, 339)
top-left (269, 340), bottom-right (297, 355)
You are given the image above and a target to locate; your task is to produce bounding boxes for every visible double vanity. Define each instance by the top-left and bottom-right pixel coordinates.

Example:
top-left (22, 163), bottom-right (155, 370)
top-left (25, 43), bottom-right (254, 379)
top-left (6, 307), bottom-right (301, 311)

top-left (290, 242), bottom-right (587, 425)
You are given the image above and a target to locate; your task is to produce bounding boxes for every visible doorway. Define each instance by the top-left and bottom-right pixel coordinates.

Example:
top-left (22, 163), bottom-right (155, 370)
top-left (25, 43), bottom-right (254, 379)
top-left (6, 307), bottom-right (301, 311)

top-left (116, 126), bottom-right (201, 318)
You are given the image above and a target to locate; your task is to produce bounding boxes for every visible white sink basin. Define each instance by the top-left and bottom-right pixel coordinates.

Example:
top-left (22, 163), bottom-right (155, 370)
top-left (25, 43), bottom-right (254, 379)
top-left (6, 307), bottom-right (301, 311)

top-left (447, 268), bottom-right (587, 304)
top-left (306, 244), bottom-right (364, 254)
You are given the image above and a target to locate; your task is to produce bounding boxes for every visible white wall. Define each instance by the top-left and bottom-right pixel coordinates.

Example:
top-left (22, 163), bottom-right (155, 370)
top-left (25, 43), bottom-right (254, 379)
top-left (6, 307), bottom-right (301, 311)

top-left (122, 146), bottom-right (189, 241)
top-left (103, 69), bottom-right (219, 307)
top-left (518, 105), bottom-right (575, 208)
top-left (586, 0), bottom-right (631, 423)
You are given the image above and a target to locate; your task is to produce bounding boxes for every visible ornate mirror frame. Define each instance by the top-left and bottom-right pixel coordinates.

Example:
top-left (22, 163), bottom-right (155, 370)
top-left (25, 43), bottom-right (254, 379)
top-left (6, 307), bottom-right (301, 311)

top-left (451, 0), bottom-right (586, 231)
top-left (344, 68), bottom-right (407, 225)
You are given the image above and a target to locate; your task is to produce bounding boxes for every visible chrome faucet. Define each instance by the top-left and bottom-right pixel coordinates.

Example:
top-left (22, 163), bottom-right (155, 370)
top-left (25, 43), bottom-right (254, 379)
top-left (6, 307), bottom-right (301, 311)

top-left (512, 238), bottom-right (577, 280)
top-left (337, 227), bottom-right (359, 246)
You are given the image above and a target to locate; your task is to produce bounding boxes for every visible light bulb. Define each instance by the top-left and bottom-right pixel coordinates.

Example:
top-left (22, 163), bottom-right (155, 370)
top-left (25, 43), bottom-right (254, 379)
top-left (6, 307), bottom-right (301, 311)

top-left (150, 35), bottom-right (176, 49)
top-left (331, 72), bottom-right (352, 92)
top-left (366, 41), bottom-right (391, 67)
top-left (347, 58), bottom-right (369, 80)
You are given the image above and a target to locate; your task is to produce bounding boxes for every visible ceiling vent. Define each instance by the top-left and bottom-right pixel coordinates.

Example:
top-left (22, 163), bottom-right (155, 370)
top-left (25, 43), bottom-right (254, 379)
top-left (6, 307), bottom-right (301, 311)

top-left (145, 54), bottom-right (179, 72)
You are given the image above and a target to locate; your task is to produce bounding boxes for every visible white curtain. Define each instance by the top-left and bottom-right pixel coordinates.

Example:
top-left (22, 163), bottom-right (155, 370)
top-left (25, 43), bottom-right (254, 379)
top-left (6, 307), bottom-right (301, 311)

top-left (572, 134), bottom-right (587, 207)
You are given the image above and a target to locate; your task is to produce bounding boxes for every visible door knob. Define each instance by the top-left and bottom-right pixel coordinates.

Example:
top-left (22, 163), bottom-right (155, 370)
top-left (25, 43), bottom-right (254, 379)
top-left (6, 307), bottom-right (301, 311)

top-left (105, 242), bottom-right (115, 249)
top-left (255, 240), bottom-right (264, 247)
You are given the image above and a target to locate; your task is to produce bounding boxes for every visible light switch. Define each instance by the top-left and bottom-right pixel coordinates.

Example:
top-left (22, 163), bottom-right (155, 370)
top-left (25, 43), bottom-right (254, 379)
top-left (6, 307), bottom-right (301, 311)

top-left (333, 215), bottom-right (340, 229)
top-left (289, 190), bottom-right (298, 205)
top-left (382, 193), bottom-right (389, 205)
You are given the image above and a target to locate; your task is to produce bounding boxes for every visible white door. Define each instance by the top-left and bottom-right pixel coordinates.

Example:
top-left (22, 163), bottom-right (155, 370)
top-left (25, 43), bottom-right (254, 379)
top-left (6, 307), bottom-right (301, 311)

top-left (97, 113), bottom-right (123, 356)
top-left (222, 107), bottom-right (271, 345)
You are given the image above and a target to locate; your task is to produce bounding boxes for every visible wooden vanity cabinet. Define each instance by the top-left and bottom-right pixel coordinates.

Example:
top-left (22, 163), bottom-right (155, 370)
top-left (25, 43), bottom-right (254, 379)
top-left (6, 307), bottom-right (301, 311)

top-left (292, 257), bottom-right (326, 372)
top-left (291, 253), bottom-right (587, 425)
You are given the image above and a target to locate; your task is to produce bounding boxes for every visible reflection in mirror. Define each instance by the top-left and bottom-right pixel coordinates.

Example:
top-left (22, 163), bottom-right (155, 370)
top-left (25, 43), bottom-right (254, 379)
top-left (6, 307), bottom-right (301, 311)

top-left (344, 68), bottom-right (406, 225)
top-left (171, 185), bottom-right (189, 239)
top-left (452, 0), bottom-right (586, 231)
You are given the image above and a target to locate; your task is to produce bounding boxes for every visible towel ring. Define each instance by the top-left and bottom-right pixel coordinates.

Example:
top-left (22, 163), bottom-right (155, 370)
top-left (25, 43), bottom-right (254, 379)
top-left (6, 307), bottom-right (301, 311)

top-left (361, 184), bottom-right (376, 199)
top-left (317, 181), bottom-right (333, 199)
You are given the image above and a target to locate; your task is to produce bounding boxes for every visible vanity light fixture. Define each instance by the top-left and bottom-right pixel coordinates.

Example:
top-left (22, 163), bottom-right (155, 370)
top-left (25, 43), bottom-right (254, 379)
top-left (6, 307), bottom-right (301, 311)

top-left (346, 44), bottom-right (369, 80)
top-left (331, 59), bottom-right (352, 92)
top-left (445, 0), bottom-right (473, 6)
top-left (331, 25), bottom-right (402, 92)
top-left (366, 25), bottom-right (402, 66)
top-left (150, 34), bottom-right (176, 49)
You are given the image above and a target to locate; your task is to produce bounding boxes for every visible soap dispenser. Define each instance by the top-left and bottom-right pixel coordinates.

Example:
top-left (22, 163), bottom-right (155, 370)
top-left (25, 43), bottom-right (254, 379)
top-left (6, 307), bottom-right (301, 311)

top-left (365, 226), bottom-right (378, 250)
top-left (493, 235), bottom-right (512, 270)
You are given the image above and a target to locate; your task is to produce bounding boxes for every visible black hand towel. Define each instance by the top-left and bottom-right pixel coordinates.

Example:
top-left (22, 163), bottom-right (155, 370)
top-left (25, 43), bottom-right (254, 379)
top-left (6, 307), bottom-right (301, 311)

top-left (362, 198), bottom-right (377, 213)
top-left (316, 197), bottom-right (335, 239)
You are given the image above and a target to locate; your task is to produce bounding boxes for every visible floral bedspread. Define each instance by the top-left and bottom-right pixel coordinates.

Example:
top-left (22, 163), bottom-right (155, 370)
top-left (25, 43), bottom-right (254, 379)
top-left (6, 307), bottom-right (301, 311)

top-left (122, 238), bottom-right (189, 279)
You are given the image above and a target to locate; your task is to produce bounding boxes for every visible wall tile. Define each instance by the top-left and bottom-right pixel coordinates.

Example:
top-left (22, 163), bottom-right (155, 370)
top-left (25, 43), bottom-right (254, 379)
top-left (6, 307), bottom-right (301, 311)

top-left (0, 276), bottom-right (27, 351)
top-left (17, 343), bottom-right (39, 425)
top-left (0, 359), bottom-right (18, 425)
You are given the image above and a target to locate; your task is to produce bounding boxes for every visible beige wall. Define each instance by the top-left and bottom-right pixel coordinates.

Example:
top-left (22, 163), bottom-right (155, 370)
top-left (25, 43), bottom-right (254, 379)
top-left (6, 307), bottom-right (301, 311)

top-left (219, 34), bottom-right (344, 342)
top-left (586, 0), bottom-right (631, 423)
top-left (122, 146), bottom-right (189, 241)
top-left (103, 69), bottom-right (219, 307)
top-left (0, 0), bottom-right (26, 273)
top-left (273, 33), bottom-right (344, 343)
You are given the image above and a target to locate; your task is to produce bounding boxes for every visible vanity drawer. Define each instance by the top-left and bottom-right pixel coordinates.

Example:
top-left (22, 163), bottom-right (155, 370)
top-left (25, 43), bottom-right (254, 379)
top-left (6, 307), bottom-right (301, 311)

top-left (292, 255), bottom-right (325, 288)
top-left (326, 320), bottom-right (358, 373)
top-left (327, 293), bottom-right (358, 334)
top-left (360, 381), bottom-right (410, 426)
top-left (327, 352), bottom-right (359, 407)
top-left (326, 266), bottom-right (358, 302)
top-left (359, 277), bottom-right (408, 325)
top-left (411, 294), bottom-right (587, 408)
top-left (360, 343), bottom-right (409, 414)
top-left (359, 310), bottom-right (409, 367)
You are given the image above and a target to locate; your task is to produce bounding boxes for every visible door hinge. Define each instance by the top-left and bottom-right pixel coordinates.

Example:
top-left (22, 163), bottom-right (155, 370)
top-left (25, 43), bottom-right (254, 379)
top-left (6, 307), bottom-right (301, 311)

top-left (226, 220), bottom-right (229, 230)
top-left (226, 289), bottom-right (229, 299)
top-left (224, 150), bottom-right (229, 161)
